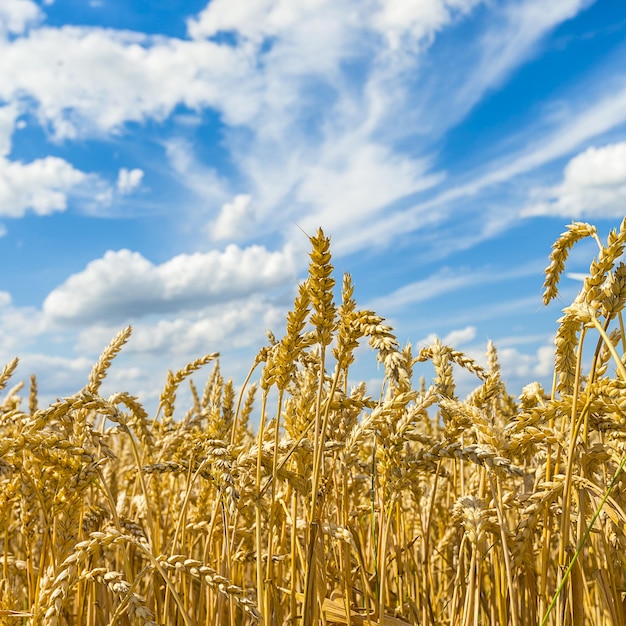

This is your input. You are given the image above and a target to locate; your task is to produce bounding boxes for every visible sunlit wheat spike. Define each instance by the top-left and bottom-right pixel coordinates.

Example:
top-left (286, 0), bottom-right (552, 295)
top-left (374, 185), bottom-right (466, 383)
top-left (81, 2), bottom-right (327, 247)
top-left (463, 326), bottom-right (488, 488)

top-left (420, 338), bottom-right (455, 399)
top-left (332, 274), bottom-right (363, 372)
top-left (156, 555), bottom-right (262, 621)
top-left (543, 221), bottom-right (598, 305)
top-left (307, 227), bottom-right (337, 347)
top-left (232, 382), bottom-right (256, 448)
top-left (28, 374), bottom-right (38, 416)
top-left (0, 357), bottom-right (19, 395)
top-left (201, 359), bottom-right (223, 409)
top-left (274, 280), bottom-right (311, 390)
top-left (583, 217), bottom-right (626, 310)
top-left (80, 569), bottom-right (158, 626)
top-left (452, 495), bottom-right (496, 545)
top-left (601, 262), bottom-right (626, 317)
top-left (108, 391), bottom-right (153, 449)
top-left (554, 312), bottom-right (581, 395)
top-left (85, 326), bottom-right (132, 395)
top-left (158, 352), bottom-right (219, 422)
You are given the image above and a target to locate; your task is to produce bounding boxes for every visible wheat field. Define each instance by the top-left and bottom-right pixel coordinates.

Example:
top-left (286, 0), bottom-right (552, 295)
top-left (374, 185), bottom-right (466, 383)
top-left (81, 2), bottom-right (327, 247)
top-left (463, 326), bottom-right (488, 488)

top-left (1, 219), bottom-right (626, 625)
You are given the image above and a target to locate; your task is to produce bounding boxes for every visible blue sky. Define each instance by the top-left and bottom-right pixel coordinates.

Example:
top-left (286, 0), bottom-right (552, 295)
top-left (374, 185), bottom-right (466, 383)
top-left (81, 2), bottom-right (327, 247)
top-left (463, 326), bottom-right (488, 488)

top-left (1, 0), bottom-right (626, 410)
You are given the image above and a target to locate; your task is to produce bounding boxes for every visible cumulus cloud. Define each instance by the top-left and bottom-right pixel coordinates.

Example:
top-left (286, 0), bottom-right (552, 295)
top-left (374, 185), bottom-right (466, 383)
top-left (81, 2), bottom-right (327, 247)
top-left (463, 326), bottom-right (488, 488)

top-left (0, 155), bottom-right (87, 217)
top-left (211, 194), bottom-right (254, 240)
top-left (0, 0), bottom-right (41, 36)
top-left (442, 325), bottom-right (477, 346)
top-left (0, 291), bottom-right (11, 308)
top-left (498, 343), bottom-right (554, 380)
top-left (524, 142), bottom-right (626, 218)
top-left (0, 283), bottom-right (289, 412)
top-left (187, 0), bottom-right (287, 41)
top-left (121, 296), bottom-right (284, 355)
top-left (419, 325), bottom-right (477, 348)
top-left (116, 167), bottom-right (144, 194)
top-left (0, 103), bottom-right (90, 218)
top-left (43, 244), bottom-right (297, 324)
top-left (0, 27), bottom-right (254, 138)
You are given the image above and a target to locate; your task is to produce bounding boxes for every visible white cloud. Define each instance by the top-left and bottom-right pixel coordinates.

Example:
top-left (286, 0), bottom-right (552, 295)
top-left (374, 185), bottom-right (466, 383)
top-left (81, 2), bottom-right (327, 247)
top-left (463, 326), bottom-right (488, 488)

top-left (0, 155), bottom-right (87, 217)
top-left (443, 325), bottom-right (477, 346)
top-left (188, 0), bottom-right (481, 56)
top-left (0, 0), bottom-right (41, 36)
top-left (164, 139), bottom-right (229, 203)
top-left (0, 103), bottom-right (90, 218)
top-left (43, 244), bottom-right (297, 324)
top-left (0, 298), bottom-right (48, 357)
top-left (419, 325), bottom-right (477, 347)
top-left (64, 292), bottom-right (287, 410)
top-left (122, 296), bottom-right (284, 355)
top-left (0, 27), bottom-right (253, 137)
top-left (523, 142), bottom-right (626, 218)
top-left (0, 291), bottom-right (11, 307)
top-left (0, 281), bottom-right (290, 412)
top-left (0, 1), bottom-right (493, 168)
top-left (361, 77), bottom-right (626, 257)
top-left (206, 0), bottom-right (592, 259)
top-left (564, 143), bottom-right (626, 187)
top-left (0, 104), bottom-right (19, 157)
top-left (0, 0), bottom-right (602, 415)
top-left (373, 0), bottom-right (482, 51)
top-left (369, 268), bottom-right (479, 312)
top-left (0, 0), bottom-right (596, 258)
top-left (370, 0), bottom-right (591, 151)
top-left (211, 194), bottom-right (254, 240)
top-left (188, 0), bottom-right (286, 42)
top-left (295, 141), bottom-right (443, 243)
top-left (498, 343), bottom-right (554, 380)
top-left (116, 167), bottom-right (144, 194)
top-left (16, 353), bottom-right (93, 392)
top-left (565, 272), bottom-right (587, 282)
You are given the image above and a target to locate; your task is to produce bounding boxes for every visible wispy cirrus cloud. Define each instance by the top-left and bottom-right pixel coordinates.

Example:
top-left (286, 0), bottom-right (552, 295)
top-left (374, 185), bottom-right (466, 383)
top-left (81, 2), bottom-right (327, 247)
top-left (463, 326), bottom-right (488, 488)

top-left (357, 70), bottom-right (626, 257)
top-left (365, 262), bottom-right (540, 314)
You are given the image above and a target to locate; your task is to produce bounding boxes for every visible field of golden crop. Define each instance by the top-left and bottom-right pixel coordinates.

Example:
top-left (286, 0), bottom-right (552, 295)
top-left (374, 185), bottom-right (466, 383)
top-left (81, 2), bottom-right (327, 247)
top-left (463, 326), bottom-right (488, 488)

top-left (2, 219), bottom-right (626, 625)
